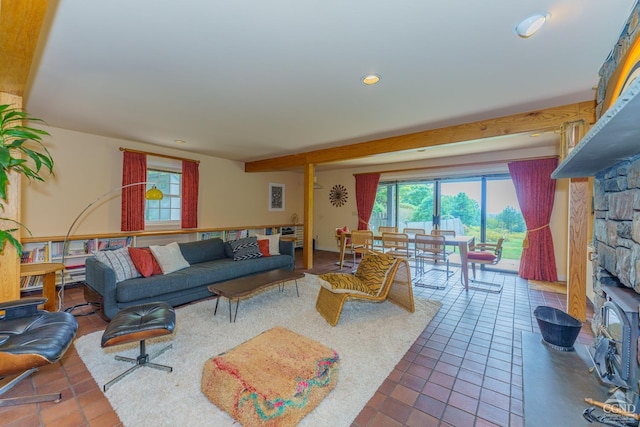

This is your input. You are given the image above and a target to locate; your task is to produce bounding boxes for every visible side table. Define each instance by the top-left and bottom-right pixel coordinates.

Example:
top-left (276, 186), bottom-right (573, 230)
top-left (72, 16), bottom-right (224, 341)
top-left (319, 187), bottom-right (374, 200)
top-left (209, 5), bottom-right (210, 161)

top-left (20, 263), bottom-right (64, 312)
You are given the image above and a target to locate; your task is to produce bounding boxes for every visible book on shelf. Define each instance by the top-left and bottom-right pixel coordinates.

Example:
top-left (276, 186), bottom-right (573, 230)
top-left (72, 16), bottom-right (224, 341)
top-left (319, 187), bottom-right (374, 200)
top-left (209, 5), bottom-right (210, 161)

top-left (225, 229), bottom-right (248, 241)
top-left (20, 275), bottom-right (43, 289)
top-left (20, 244), bottom-right (49, 264)
top-left (201, 231), bottom-right (224, 240)
top-left (104, 237), bottom-right (132, 250)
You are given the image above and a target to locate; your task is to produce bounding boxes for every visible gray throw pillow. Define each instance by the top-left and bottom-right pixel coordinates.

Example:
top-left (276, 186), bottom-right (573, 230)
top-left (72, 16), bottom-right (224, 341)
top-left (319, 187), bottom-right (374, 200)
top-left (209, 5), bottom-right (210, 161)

top-left (229, 236), bottom-right (262, 261)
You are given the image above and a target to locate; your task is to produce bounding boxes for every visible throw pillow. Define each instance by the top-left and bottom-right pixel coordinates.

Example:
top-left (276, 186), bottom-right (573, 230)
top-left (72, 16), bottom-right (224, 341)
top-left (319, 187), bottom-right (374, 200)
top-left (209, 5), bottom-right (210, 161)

top-left (229, 236), bottom-right (262, 261)
top-left (149, 242), bottom-right (191, 274)
top-left (336, 226), bottom-right (351, 245)
top-left (95, 247), bottom-right (141, 283)
top-left (318, 273), bottom-right (373, 296)
top-left (354, 252), bottom-right (396, 296)
top-left (257, 239), bottom-right (271, 257)
top-left (255, 233), bottom-right (280, 255)
top-left (128, 247), bottom-right (163, 278)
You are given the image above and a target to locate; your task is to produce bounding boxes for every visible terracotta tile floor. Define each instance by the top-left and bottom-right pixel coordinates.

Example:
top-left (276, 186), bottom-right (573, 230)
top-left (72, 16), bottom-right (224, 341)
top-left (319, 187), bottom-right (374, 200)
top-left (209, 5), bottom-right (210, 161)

top-left (1, 250), bottom-right (593, 426)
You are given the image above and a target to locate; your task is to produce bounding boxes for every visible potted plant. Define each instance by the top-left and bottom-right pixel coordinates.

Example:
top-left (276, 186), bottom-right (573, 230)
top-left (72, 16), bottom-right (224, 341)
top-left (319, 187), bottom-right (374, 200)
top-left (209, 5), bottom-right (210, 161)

top-left (0, 104), bottom-right (54, 255)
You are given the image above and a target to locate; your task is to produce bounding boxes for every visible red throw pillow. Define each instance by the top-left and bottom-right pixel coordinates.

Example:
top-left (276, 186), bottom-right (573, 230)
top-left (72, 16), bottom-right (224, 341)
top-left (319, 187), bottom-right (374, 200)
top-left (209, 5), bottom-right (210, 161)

top-left (467, 251), bottom-right (497, 262)
top-left (128, 247), bottom-right (163, 277)
top-left (257, 239), bottom-right (271, 257)
top-left (336, 226), bottom-right (351, 245)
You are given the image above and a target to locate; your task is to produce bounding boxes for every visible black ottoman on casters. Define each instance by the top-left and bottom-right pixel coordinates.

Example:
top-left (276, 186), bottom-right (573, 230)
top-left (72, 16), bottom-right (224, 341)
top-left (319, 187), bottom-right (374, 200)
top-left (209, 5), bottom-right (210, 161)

top-left (101, 302), bottom-right (176, 391)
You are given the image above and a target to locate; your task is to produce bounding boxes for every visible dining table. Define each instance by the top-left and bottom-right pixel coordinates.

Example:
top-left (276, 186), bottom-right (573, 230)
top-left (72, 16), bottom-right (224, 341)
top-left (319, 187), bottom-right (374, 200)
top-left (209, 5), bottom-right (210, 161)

top-left (337, 232), bottom-right (476, 291)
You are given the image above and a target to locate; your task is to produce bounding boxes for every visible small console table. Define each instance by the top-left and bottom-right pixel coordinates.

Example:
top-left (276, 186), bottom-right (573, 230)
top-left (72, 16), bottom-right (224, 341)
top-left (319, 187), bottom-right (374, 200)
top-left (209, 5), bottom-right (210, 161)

top-left (20, 263), bottom-right (64, 312)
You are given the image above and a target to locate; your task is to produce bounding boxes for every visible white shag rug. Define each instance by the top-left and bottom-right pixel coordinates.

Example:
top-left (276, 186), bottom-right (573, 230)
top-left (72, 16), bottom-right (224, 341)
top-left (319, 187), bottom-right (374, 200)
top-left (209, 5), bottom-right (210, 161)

top-left (75, 274), bottom-right (441, 427)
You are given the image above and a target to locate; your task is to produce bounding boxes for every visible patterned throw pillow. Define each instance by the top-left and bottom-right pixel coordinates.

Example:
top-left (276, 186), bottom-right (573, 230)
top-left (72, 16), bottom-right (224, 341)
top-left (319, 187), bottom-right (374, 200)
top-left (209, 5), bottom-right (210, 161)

top-left (318, 273), bottom-right (374, 296)
top-left (354, 252), bottom-right (396, 296)
top-left (229, 236), bottom-right (263, 261)
top-left (95, 247), bottom-right (141, 283)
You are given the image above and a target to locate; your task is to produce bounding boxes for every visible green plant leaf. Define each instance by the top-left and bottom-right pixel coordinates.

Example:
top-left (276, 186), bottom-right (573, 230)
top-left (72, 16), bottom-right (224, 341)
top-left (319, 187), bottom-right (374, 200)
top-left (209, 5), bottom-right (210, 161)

top-left (0, 104), bottom-right (53, 257)
top-left (0, 229), bottom-right (22, 256)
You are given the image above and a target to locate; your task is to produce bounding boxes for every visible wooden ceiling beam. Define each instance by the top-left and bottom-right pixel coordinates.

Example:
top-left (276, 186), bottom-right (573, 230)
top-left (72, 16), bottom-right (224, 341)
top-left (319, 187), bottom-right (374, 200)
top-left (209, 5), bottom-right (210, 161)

top-left (0, 0), bottom-right (48, 96)
top-left (244, 100), bottom-right (596, 172)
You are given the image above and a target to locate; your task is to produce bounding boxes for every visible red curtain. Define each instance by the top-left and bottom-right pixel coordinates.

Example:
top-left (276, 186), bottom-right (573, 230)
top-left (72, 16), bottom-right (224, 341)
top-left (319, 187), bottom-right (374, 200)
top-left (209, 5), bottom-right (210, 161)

top-left (121, 151), bottom-right (147, 231)
top-left (355, 173), bottom-right (380, 230)
top-left (508, 158), bottom-right (558, 282)
top-left (181, 160), bottom-right (199, 228)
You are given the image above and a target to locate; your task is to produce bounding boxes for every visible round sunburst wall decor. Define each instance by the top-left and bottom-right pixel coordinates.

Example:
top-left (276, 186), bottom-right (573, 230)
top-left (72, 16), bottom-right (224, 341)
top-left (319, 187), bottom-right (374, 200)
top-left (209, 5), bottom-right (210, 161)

top-left (329, 184), bottom-right (348, 207)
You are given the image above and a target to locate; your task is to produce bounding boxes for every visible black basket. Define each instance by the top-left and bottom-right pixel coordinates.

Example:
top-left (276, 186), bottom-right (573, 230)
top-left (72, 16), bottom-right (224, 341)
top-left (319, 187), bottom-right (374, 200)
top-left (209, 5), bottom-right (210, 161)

top-left (534, 306), bottom-right (583, 351)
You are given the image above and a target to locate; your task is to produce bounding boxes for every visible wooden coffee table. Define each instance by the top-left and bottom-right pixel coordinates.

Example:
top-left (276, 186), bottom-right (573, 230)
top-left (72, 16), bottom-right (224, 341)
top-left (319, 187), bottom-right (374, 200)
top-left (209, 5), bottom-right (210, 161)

top-left (208, 269), bottom-right (305, 322)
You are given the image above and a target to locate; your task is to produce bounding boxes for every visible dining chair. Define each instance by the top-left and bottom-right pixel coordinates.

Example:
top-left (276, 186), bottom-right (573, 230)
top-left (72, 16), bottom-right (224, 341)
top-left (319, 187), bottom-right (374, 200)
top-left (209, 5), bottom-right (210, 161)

top-left (403, 228), bottom-right (425, 257)
top-left (348, 230), bottom-right (375, 269)
top-left (373, 226), bottom-right (397, 251)
top-left (414, 234), bottom-right (453, 289)
top-left (466, 237), bottom-right (505, 293)
top-left (381, 232), bottom-right (411, 259)
top-left (334, 226), bottom-right (352, 269)
top-left (431, 229), bottom-right (457, 254)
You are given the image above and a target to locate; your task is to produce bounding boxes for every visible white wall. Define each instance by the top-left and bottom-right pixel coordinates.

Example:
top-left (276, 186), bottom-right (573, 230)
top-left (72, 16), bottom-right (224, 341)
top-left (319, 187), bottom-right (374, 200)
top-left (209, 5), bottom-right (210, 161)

top-left (21, 126), bottom-right (303, 237)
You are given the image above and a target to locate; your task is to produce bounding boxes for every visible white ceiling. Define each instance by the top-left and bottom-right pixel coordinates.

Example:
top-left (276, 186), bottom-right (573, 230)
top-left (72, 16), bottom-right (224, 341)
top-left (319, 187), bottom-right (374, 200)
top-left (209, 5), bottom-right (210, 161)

top-left (24, 0), bottom-right (637, 168)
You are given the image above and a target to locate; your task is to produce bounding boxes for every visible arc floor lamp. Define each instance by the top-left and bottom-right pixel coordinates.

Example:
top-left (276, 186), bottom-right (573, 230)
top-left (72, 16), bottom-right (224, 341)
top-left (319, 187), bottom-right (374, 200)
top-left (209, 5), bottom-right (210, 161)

top-left (60, 182), bottom-right (163, 312)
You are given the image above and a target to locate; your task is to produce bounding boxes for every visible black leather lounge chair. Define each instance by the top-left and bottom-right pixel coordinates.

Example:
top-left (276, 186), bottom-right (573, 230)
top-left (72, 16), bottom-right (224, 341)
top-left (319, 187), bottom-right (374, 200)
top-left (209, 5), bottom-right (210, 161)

top-left (0, 297), bottom-right (78, 406)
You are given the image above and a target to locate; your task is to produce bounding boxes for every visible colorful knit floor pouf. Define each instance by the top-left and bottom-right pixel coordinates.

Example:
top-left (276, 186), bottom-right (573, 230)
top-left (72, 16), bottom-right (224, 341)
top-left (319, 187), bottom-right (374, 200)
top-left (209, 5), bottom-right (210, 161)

top-left (201, 326), bottom-right (339, 426)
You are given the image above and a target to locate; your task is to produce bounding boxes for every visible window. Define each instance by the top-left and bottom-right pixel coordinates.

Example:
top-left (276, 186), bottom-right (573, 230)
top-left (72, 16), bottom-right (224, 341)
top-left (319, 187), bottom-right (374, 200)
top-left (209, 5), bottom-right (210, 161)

top-left (145, 157), bottom-right (182, 226)
top-left (373, 174), bottom-right (524, 272)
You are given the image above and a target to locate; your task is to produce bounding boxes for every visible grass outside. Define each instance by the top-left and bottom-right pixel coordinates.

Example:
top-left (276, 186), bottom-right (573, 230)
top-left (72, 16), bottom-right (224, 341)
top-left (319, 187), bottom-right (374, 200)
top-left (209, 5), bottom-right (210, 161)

top-left (465, 227), bottom-right (524, 260)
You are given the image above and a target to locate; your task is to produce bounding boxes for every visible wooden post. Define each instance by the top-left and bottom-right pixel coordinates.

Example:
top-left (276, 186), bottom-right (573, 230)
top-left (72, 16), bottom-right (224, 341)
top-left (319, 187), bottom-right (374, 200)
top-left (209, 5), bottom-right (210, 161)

top-left (303, 164), bottom-right (314, 269)
top-left (0, 92), bottom-right (21, 303)
top-left (564, 121), bottom-right (589, 321)
top-left (0, 0), bottom-right (50, 303)
top-left (567, 178), bottom-right (589, 320)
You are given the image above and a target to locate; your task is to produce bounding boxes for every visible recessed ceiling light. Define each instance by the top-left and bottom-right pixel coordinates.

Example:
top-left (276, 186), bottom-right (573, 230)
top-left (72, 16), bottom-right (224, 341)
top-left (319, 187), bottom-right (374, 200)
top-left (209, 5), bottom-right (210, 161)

top-left (515, 13), bottom-right (549, 38)
top-left (529, 132), bottom-right (542, 137)
top-left (362, 74), bottom-right (381, 85)
top-left (174, 139), bottom-right (186, 144)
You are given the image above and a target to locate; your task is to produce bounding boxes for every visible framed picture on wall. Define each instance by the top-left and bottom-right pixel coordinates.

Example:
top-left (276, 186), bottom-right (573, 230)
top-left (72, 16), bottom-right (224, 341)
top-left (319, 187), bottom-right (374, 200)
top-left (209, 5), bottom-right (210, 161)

top-left (269, 183), bottom-right (285, 211)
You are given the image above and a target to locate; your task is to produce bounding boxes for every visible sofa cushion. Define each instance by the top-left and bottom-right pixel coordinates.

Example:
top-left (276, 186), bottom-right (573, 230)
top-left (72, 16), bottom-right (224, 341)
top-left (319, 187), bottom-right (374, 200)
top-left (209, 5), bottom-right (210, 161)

top-left (150, 242), bottom-right (190, 274)
top-left (229, 237), bottom-right (262, 261)
top-left (128, 247), bottom-right (162, 278)
top-left (95, 248), bottom-right (141, 283)
top-left (255, 233), bottom-right (280, 255)
top-left (179, 238), bottom-right (226, 264)
top-left (467, 251), bottom-right (497, 262)
top-left (224, 242), bottom-right (234, 259)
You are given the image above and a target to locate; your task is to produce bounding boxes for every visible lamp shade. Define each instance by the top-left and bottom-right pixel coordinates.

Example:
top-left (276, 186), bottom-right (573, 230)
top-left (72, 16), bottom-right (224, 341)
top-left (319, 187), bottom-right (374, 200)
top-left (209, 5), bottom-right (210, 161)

top-left (145, 185), bottom-right (163, 200)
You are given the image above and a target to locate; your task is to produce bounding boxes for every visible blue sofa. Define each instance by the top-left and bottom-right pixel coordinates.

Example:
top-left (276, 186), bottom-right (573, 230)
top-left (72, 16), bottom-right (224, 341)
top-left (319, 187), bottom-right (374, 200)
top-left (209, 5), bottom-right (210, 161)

top-left (85, 238), bottom-right (295, 320)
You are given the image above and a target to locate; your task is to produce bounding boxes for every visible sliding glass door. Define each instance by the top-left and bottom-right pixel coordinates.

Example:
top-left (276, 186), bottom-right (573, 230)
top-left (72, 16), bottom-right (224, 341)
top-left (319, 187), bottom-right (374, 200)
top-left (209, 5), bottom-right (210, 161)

top-left (371, 181), bottom-right (434, 232)
top-left (372, 174), bottom-right (523, 272)
top-left (439, 178), bottom-right (481, 240)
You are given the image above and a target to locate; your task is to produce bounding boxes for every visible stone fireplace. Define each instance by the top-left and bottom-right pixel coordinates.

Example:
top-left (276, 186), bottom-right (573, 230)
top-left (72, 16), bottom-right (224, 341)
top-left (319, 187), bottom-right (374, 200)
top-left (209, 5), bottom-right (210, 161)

top-left (591, 154), bottom-right (640, 399)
